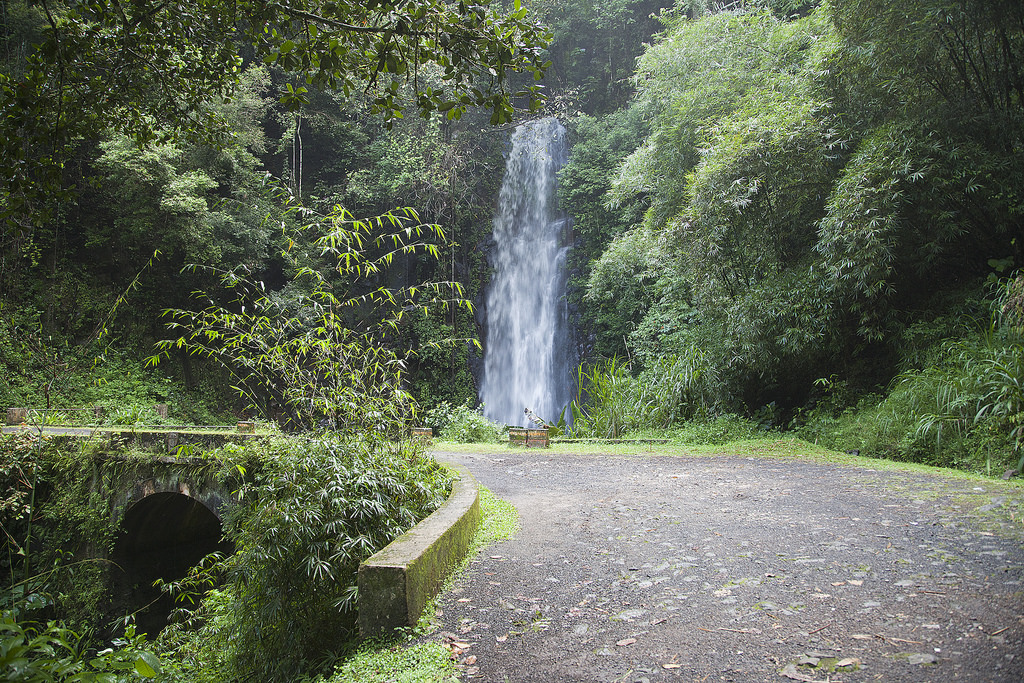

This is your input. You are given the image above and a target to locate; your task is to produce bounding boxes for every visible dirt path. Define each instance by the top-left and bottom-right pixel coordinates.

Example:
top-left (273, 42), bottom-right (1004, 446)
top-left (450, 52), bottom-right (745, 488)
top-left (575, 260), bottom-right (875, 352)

top-left (425, 448), bottom-right (1024, 682)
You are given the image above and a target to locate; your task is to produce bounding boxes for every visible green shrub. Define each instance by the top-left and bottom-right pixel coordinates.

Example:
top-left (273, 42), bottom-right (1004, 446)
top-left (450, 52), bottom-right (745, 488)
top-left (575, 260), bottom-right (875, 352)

top-left (104, 405), bottom-right (166, 427)
top-left (570, 351), bottom-right (719, 438)
top-left (158, 436), bottom-right (453, 682)
top-left (317, 641), bottom-right (456, 683)
top-left (424, 401), bottom-right (503, 443)
top-left (669, 414), bottom-right (764, 445)
top-left (0, 612), bottom-right (163, 681)
top-left (797, 278), bottom-right (1024, 474)
top-left (569, 357), bottom-right (635, 438)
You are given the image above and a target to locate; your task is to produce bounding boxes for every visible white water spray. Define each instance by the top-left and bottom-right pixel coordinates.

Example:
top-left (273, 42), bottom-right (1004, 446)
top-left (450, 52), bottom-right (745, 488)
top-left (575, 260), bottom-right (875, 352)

top-left (480, 117), bottom-right (575, 428)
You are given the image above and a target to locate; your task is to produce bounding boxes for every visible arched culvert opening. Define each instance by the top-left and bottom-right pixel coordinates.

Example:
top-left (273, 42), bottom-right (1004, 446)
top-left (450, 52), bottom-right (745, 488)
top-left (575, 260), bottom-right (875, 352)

top-left (111, 492), bottom-right (233, 638)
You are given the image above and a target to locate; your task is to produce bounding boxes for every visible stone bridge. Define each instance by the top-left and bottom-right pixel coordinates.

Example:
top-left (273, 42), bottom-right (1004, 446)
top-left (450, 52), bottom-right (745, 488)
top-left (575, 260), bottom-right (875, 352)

top-left (109, 454), bottom-right (234, 557)
top-left (98, 453), bottom-right (239, 635)
top-left (0, 425), bottom-right (253, 635)
top-left (2, 425), bottom-right (477, 638)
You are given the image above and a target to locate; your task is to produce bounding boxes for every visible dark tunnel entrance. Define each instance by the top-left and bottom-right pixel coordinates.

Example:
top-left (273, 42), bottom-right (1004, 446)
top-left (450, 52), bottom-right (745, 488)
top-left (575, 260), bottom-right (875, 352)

top-left (111, 493), bottom-right (233, 637)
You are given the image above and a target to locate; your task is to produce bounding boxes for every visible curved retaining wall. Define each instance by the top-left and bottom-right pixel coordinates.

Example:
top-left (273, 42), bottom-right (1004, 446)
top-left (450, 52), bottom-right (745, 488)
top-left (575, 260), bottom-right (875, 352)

top-left (357, 462), bottom-right (480, 637)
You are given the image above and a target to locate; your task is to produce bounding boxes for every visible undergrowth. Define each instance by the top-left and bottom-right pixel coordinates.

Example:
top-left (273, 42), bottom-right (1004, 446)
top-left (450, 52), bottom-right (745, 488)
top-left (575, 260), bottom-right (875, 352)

top-left (155, 437), bottom-right (453, 682)
top-left (797, 279), bottom-right (1024, 475)
top-left (424, 401), bottom-right (504, 443)
top-left (314, 485), bottom-right (519, 683)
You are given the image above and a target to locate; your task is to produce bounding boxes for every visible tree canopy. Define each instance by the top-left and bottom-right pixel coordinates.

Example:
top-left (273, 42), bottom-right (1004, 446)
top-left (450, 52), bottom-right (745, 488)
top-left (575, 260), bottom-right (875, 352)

top-left (562, 0), bottom-right (1022, 412)
top-left (1, 0), bottom-right (550, 235)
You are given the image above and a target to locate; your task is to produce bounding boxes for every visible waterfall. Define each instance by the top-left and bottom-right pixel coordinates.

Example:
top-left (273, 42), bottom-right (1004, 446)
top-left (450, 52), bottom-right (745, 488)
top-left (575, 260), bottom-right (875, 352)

top-left (480, 117), bottom-right (575, 428)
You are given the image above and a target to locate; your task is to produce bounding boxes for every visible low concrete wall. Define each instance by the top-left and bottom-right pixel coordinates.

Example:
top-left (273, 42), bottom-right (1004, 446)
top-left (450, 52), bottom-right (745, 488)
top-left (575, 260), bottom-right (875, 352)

top-left (357, 462), bottom-right (480, 637)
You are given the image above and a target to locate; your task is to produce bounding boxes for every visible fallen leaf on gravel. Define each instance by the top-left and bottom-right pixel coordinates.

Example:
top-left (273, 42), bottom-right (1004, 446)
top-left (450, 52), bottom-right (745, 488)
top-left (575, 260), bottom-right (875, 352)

top-left (457, 598), bottom-right (472, 602)
top-left (780, 663), bottom-right (840, 682)
top-left (831, 582), bottom-right (845, 586)
top-left (836, 658), bottom-right (860, 667)
top-left (464, 667), bottom-right (479, 675)
top-left (452, 642), bottom-right (472, 650)
top-left (847, 580), bottom-right (863, 586)
top-left (495, 635), bottom-right (508, 643)
top-left (462, 655), bottom-right (477, 665)
top-left (616, 638), bottom-right (637, 646)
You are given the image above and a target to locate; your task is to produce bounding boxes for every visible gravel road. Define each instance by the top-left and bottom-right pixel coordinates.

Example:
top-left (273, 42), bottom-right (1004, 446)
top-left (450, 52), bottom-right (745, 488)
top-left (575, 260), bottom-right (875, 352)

top-left (426, 448), bottom-right (1024, 682)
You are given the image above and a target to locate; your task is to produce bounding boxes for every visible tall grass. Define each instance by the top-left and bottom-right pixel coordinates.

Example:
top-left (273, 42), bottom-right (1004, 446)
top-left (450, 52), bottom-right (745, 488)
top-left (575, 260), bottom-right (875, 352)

top-left (799, 276), bottom-right (1024, 474)
top-left (912, 316), bottom-right (1024, 473)
top-left (569, 347), bottom-right (718, 438)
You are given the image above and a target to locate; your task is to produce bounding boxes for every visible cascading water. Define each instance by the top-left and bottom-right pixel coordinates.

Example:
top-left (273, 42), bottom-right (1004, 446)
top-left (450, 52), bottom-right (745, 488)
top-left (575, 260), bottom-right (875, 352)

top-left (480, 117), bottom-right (576, 428)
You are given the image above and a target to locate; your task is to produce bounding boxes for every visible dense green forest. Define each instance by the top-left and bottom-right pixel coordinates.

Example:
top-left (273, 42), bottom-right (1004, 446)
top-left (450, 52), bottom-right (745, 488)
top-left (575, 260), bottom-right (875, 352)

top-left (3, 1), bottom-right (1021, 464)
top-left (1, 0), bottom-right (1022, 461)
top-left (559, 0), bottom-right (1023, 474)
top-left (1, 0), bottom-right (1023, 678)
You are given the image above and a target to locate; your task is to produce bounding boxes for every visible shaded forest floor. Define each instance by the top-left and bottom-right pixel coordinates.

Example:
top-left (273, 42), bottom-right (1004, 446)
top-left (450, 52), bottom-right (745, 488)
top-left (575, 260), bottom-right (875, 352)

top-left (423, 445), bottom-right (1024, 682)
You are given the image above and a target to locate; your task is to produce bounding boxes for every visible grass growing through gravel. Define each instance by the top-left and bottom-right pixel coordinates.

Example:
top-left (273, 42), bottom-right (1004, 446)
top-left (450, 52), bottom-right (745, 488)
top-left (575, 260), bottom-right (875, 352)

top-left (430, 434), bottom-right (1024, 485)
top-left (415, 486), bottom-right (519, 633)
top-left (316, 485), bottom-right (519, 683)
top-left (318, 640), bottom-right (458, 683)
top-left (432, 435), bottom-right (1024, 543)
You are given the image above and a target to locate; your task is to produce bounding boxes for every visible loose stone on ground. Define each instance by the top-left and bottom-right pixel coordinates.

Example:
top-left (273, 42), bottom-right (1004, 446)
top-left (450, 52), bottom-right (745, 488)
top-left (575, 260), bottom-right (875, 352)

top-left (423, 450), bottom-right (1024, 682)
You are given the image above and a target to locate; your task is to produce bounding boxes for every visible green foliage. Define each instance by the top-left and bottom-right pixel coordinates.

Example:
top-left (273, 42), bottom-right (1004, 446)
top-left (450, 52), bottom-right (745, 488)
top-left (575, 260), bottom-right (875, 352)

top-left (1, 0), bottom-right (551, 235)
top-left (0, 322), bottom-right (224, 426)
top-left (569, 348), bottom-right (721, 438)
top-left (636, 349), bottom-right (720, 426)
top-left (318, 640), bottom-right (457, 683)
top-left (531, 0), bottom-right (674, 114)
top-left (1, 613), bottom-right (163, 681)
top-left (103, 406), bottom-right (165, 429)
top-left (424, 401), bottom-right (503, 443)
top-left (574, 0), bottom-right (1024, 420)
top-left (667, 414), bottom-right (765, 446)
top-left (910, 298), bottom-right (1024, 472)
top-left (0, 431), bottom-right (39, 589)
top-left (557, 108), bottom-right (653, 358)
top-left (150, 203), bottom-right (472, 433)
top-left (797, 279), bottom-right (1024, 473)
top-left (0, 433), bottom-right (159, 630)
top-left (343, 122), bottom-right (457, 214)
top-left (472, 486), bottom-right (521, 549)
top-left (316, 486), bottom-right (516, 683)
top-left (403, 310), bottom-right (478, 414)
top-left (587, 8), bottom-right (849, 409)
top-left (158, 437), bottom-right (453, 682)
top-left (569, 357), bottom-right (633, 438)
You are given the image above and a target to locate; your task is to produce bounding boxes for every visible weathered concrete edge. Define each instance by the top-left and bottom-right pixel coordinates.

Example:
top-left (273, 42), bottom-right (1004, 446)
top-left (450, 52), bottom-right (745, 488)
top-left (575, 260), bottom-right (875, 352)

top-left (357, 461), bottom-right (480, 637)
